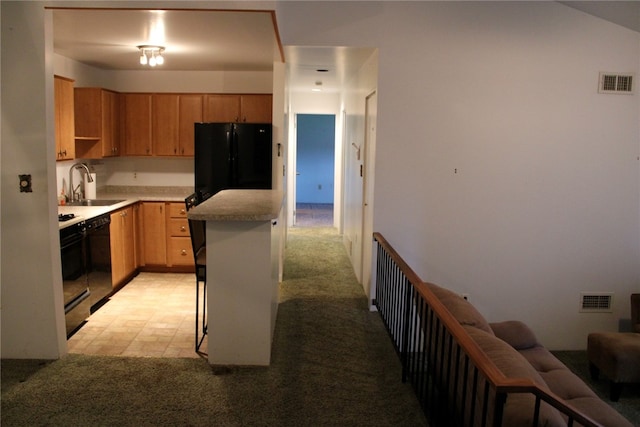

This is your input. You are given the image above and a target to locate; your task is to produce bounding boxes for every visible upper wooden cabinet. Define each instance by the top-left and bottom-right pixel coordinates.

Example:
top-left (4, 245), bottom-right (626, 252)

top-left (153, 94), bottom-right (202, 156)
top-left (74, 88), bottom-right (120, 158)
top-left (54, 75), bottom-right (75, 161)
top-left (240, 95), bottom-right (272, 123)
top-left (71, 89), bottom-right (269, 158)
top-left (204, 94), bottom-right (272, 123)
top-left (178, 94), bottom-right (203, 156)
top-left (122, 93), bottom-right (153, 156)
top-left (153, 94), bottom-right (179, 156)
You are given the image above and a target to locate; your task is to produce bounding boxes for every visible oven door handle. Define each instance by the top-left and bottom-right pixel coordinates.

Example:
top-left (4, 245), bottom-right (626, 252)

top-left (60, 231), bottom-right (86, 250)
top-left (64, 289), bottom-right (91, 314)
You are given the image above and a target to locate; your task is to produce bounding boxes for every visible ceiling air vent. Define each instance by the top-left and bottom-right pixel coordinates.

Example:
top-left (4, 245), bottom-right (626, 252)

top-left (580, 292), bottom-right (613, 313)
top-left (599, 73), bottom-right (634, 94)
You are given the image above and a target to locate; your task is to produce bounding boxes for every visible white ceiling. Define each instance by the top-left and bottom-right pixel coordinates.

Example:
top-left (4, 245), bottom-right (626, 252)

top-left (53, 9), bottom-right (282, 71)
top-left (52, 4), bottom-right (637, 94)
top-left (52, 8), bottom-right (374, 94)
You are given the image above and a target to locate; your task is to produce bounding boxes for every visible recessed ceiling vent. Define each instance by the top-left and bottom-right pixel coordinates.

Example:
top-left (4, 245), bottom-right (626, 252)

top-left (580, 292), bottom-right (613, 313)
top-left (599, 73), bottom-right (634, 94)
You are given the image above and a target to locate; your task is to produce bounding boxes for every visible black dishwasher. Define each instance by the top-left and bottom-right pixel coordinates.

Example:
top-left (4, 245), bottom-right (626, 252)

top-left (85, 213), bottom-right (113, 312)
top-left (60, 219), bottom-right (91, 337)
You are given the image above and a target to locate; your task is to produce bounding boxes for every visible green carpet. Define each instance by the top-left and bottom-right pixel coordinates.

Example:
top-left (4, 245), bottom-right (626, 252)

top-left (2, 227), bottom-right (427, 426)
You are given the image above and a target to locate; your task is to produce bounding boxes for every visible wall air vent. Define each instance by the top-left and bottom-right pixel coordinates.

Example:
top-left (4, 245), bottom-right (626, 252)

top-left (599, 73), bottom-right (634, 94)
top-left (580, 292), bottom-right (613, 313)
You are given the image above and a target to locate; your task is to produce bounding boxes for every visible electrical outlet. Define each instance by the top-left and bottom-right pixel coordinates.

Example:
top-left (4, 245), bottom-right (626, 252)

top-left (19, 174), bottom-right (32, 192)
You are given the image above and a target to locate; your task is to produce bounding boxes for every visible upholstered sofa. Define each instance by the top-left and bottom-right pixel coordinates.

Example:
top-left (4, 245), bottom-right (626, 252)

top-left (427, 282), bottom-right (633, 427)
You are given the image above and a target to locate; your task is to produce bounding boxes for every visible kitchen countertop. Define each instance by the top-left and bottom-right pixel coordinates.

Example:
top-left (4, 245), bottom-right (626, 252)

top-left (58, 186), bottom-right (193, 229)
top-left (187, 189), bottom-right (283, 222)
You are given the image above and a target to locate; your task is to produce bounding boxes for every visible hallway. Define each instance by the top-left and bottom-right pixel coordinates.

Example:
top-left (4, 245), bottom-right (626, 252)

top-left (295, 203), bottom-right (333, 227)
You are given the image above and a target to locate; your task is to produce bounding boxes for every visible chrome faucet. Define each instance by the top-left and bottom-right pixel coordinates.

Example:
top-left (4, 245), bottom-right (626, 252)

top-left (68, 162), bottom-right (94, 202)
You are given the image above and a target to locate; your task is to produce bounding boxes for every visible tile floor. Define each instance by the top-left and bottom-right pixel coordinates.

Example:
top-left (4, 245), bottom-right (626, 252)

top-left (69, 204), bottom-right (332, 359)
top-left (295, 203), bottom-right (333, 227)
top-left (68, 272), bottom-right (207, 358)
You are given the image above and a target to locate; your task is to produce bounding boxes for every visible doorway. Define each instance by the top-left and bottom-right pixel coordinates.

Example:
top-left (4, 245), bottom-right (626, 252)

top-left (295, 114), bottom-right (336, 227)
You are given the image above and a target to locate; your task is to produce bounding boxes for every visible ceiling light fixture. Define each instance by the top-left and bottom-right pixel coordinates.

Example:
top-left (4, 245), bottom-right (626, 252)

top-left (137, 45), bottom-right (165, 67)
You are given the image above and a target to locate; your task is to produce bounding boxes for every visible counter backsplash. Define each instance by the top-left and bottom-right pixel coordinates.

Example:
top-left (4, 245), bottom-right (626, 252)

top-left (100, 185), bottom-right (194, 197)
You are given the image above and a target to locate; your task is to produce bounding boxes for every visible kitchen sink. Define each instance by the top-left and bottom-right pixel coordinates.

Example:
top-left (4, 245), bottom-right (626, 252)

top-left (66, 199), bottom-right (125, 207)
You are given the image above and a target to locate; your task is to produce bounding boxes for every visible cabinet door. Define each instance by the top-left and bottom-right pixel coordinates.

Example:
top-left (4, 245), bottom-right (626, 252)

top-left (122, 93), bottom-right (152, 156)
top-left (121, 206), bottom-right (136, 277)
top-left (54, 76), bottom-right (75, 160)
top-left (141, 202), bottom-right (167, 265)
top-left (110, 209), bottom-right (125, 286)
top-left (153, 94), bottom-right (179, 156)
top-left (102, 90), bottom-right (120, 157)
top-left (74, 87), bottom-right (101, 139)
top-left (178, 94), bottom-right (203, 156)
top-left (203, 94), bottom-right (240, 123)
top-left (240, 94), bottom-right (272, 123)
top-left (110, 206), bottom-right (136, 287)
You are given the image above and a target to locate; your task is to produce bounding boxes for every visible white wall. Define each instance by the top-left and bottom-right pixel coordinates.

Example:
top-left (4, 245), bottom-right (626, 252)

top-left (277, 1), bottom-right (640, 349)
top-left (340, 51), bottom-right (378, 288)
top-left (1, 3), bottom-right (67, 358)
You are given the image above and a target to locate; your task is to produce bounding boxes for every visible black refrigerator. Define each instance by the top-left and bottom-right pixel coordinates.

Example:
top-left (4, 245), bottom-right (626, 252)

top-left (194, 123), bottom-right (272, 201)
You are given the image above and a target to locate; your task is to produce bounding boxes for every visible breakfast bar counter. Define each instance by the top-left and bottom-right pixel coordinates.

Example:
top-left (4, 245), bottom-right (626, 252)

top-left (188, 189), bottom-right (284, 366)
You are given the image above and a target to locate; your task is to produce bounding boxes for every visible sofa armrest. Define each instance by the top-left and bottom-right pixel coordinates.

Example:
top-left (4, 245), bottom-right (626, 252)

top-left (490, 320), bottom-right (540, 350)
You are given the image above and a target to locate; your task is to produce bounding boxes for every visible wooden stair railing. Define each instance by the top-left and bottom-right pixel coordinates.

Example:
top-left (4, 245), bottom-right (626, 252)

top-left (373, 232), bottom-right (602, 427)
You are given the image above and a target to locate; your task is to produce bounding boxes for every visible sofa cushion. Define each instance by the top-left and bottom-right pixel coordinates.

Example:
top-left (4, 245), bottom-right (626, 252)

top-left (425, 282), bottom-right (494, 335)
top-left (536, 368), bottom-right (597, 400)
top-left (519, 346), bottom-right (569, 373)
top-left (565, 396), bottom-right (633, 427)
top-left (464, 326), bottom-right (565, 427)
top-left (490, 320), bottom-right (539, 350)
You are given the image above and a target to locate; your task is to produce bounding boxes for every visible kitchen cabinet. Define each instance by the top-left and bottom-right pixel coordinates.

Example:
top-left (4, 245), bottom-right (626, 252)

top-left (153, 94), bottom-right (202, 156)
top-left (177, 94), bottom-right (202, 156)
top-left (140, 202), bottom-right (167, 265)
top-left (74, 88), bottom-right (120, 158)
top-left (110, 206), bottom-right (136, 288)
top-left (204, 94), bottom-right (272, 123)
top-left (240, 94), bottom-right (272, 123)
top-left (122, 93), bottom-right (153, 156)
top-left (54, 75), bottom-right (75, 161)
top-left (152, 94), bottom-right (179, 156)
top-left (167, 202), bottom-right (194, 266)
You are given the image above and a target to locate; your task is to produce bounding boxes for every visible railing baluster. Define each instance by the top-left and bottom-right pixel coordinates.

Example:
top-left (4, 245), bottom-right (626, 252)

top-left (372, 233), bottom-right (601, 427)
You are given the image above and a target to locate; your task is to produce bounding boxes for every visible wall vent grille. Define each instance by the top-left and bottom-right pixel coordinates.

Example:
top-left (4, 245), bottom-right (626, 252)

top-left (580, 293), bottom-right (613, 313)
top-left (599, 73), bottom-right (634, 94)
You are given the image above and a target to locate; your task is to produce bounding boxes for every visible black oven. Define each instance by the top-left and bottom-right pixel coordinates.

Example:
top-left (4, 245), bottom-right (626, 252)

top-left (60, 220), bottom-right (91, 337)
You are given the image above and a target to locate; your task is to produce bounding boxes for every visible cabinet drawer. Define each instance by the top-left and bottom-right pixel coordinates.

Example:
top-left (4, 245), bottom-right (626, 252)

top-left (169, 218), bottom-right (190, 236)
top-left (169, 237), bottom-right (194, 266)
top-left (169, 203), bottom-right (188, 218)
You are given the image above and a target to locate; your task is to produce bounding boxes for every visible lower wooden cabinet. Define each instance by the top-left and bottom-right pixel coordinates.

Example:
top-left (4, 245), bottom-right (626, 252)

top-left (139, 201), bottom-right (194, 270)
top-left (110, 206), bottom-right (136, 287)
top-left (141, 202), bottom-right (167, 266)
top-left (167, 202), bottom-right (194, 266)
